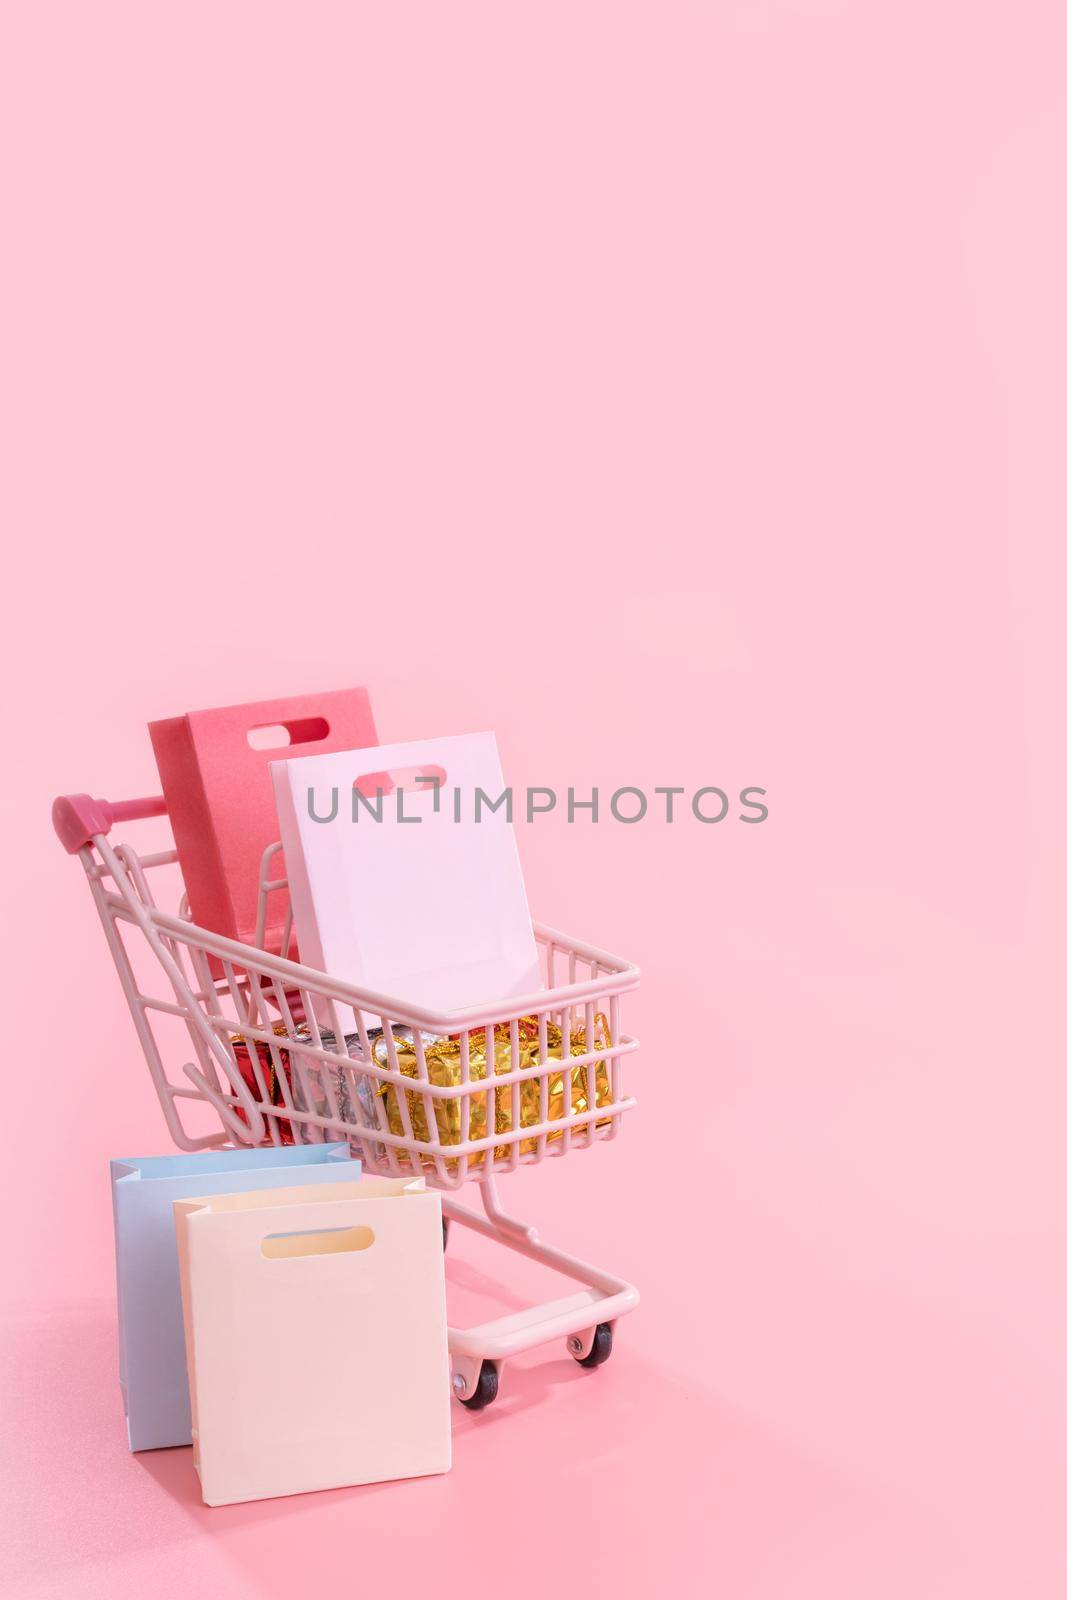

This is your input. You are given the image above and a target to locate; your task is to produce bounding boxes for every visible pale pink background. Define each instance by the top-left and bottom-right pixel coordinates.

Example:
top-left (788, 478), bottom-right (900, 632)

top-left (2, 2), bottom-right (1065, 1596)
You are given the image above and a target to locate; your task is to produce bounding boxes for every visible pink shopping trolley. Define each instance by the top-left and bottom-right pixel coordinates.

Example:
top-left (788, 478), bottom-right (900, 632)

top-left (54, 791), bottom-right (641, 1409)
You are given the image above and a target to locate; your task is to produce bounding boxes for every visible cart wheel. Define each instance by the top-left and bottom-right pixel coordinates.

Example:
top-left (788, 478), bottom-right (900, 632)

top-left (442, 1216), bottom-right (451, 1251)
top-left (456, 1361), bottom-right (499, 1411)
top-left (571, 1323), bottom-right (613, 1369)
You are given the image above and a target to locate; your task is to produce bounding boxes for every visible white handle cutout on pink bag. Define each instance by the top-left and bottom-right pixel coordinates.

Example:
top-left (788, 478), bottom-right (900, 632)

top-left (260, 1224), bottom-right (375, 1259)
top-left (247, 717), bottom-right (331, 751)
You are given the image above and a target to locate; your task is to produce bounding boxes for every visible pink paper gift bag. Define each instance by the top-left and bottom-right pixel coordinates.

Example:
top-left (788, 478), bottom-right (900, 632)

top-left (150, 690), bottom-right (377, 953)
top-left (175, 1178), bottom-right (451, 1505)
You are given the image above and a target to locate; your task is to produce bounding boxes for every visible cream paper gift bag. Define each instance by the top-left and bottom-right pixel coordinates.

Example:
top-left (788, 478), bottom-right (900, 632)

top-left (175, 1178), bottom-right (451, 1505)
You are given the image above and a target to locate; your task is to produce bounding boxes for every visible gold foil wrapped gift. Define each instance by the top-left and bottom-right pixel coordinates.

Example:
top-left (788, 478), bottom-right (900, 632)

top-left (373, 1013), bottom-right (614, 1166)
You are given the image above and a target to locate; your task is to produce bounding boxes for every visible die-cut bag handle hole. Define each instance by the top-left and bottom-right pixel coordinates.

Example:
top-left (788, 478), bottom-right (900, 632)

top-left (261, 1224), bottom-right (375, 1259)
top-left (247, 717), bottom-right (331, 751)
top-left (353, 764), bottom-right (447, 801)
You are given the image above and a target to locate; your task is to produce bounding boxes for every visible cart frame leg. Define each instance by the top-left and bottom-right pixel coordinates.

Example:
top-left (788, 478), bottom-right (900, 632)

top-left (441, 1174), bottom-right (638, 1398)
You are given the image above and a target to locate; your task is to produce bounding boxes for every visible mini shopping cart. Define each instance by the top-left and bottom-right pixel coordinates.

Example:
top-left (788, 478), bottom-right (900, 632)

top-left (54, 792), bottom-right (641, 1410)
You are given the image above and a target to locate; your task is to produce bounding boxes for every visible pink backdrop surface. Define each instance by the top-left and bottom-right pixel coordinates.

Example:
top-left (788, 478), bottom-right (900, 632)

top-left (2, 2), bottom-right (1065, 1596)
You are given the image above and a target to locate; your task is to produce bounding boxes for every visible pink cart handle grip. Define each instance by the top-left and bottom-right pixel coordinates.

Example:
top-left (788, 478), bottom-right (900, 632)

top-left (52, 793), bottom-right (168, 854)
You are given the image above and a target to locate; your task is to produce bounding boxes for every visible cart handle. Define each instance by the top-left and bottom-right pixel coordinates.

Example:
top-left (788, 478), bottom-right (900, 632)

top-left (52, 793), bottom-right (167, 854)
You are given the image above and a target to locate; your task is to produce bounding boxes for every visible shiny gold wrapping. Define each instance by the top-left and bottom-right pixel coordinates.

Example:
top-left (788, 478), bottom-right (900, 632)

top-left (373, 1013), bottom-right (614, 1166)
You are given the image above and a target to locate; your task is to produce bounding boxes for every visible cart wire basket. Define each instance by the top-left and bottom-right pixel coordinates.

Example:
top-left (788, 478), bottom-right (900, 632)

top-left (54, 792), bottom-right (641, 1409)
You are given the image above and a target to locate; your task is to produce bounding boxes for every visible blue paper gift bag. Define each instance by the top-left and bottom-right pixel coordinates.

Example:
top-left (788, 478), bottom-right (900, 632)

top-left (110, 1144), bottom-right (358, 1451)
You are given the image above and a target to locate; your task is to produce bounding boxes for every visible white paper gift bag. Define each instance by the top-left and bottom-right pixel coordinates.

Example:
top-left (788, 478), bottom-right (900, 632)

top-left (175, 1177), bottom-right (452, 1505)
top-left (271, 731), bottom-right (541, 1015)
